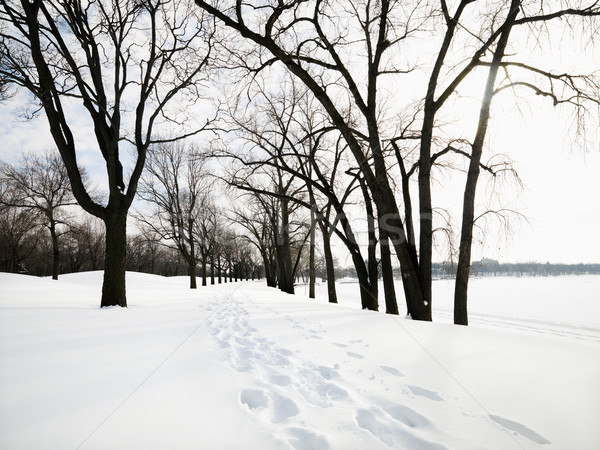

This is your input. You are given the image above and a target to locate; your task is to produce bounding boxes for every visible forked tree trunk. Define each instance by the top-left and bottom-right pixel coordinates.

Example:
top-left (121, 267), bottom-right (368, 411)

top-left (101, 213), bottom-right (127, 308)
top-left (350, 250), bottom-right (377, 311)
top-left (319, 221), bottom-right (337, 304)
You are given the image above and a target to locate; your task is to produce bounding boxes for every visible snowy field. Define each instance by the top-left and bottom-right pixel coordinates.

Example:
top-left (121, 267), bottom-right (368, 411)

top-left (1, 272), bottom-right (599, 449)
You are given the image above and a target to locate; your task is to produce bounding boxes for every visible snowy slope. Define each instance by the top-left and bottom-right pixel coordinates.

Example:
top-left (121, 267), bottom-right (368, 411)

top-left (1, 272), bottom-right (598, 449)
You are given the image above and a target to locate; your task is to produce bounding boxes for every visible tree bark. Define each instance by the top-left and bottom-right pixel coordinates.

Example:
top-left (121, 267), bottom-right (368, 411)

top-left (101, 212), bottom-right (127, 308)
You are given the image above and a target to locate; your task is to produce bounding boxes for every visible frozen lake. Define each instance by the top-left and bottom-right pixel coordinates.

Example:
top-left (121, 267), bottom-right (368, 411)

top-left (308, 275), bottom-right (600, 342)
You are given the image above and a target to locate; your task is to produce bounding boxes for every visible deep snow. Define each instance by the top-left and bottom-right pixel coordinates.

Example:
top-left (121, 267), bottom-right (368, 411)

top-left (1, 272), bottom-right (599, 449)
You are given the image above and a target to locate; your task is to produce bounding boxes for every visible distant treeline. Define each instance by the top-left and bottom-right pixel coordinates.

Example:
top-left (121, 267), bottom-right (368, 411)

top-left (432, 260), bottom-right (600, 277)
top-left (336, 259), bottom-right (600, 280)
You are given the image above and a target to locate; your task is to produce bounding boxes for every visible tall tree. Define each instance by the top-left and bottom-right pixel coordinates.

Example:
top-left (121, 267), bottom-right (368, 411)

top-left (0, 0), bottom-right (213, 306)
top-left (453, 0), bottom-right (521, 325)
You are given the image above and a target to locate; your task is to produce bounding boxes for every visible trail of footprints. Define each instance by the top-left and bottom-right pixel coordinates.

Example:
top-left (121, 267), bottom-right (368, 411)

top-left (206, 297), bottom-right (451, 449)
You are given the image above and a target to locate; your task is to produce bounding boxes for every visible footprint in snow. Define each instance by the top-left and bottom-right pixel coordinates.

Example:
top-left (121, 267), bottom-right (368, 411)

top-left (232, 346), bottom-right (255, 372)
top-left (240, 388), bottom-right (299, 424)
top-left (356, 408), bottom-right (447, 450)
top-left (268, 374), bottom-right (292, 386)
top-left (380, 365), bottom-right (404, 377)
top-left (276, 348), bottom-right (295, 356)
top-left (234, 336), bottom-right (255, 348)
top-left (408, 385), bottom-right (443, 401)
top-left (316, 365), bottom-right (339, 380)
top-left (287, 427), bottom-right (330, 450)
top-left (298, 379), bottom-right (349, 408)
top-left (490, 414), bottom-right (551, 445)
top-left (383, 404), bottom-right (432, 428)
top-left (346, 351), bottom-right (365, 359)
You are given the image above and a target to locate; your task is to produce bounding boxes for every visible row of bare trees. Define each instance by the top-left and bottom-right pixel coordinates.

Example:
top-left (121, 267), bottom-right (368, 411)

top-left (135, 140), bottom-right (265, 287)
top-left (0, 147), bottom-right (262, 284)
top-left (1, 1), bottom-right (599, 325)
top-left (194, 0), bottom-right (600, 324)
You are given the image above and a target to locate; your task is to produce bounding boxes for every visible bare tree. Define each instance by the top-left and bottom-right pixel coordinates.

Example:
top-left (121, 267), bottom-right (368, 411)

top-left (193, 193), bottom-right (220, 286)
top-left (417, 1), bottom-right (600, 325)
top-left (0, 151), bottom-right (77, 279)
top-left (136, 141), bottom-right (208, 289)
top-left (232, 196), bottom-right (279, 288)
top-left (0, 0), bottom-right (213, 306)
top-left (0, 181), bottom-right (41, 273)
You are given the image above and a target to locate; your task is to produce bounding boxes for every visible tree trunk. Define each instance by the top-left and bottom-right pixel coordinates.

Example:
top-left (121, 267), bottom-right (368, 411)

top-left (188, 255), bottom-right (197, 289)
top-left (350, 249), bottom-right (376, 311)
top-left (210, 253), bottom-right (215, 285)
top-left (359, 176), bottom-right (379, 311)
top-left (201, 255), bottom-right (207, 286)
top-left (49, 219), bottom-right (60, 280)
top-left (277, 199), bottom-right (295, 294)
top-left (188, 219), bottom-right (197, 289)
top-left (379, 222), bottom-right (398, 315)
top-left (101, 213), bottom-right (127, 308)
top-left (379, 209), bottom-right (428, 320)
top-left (454, 0), bottom-right (519, 326)
top-left (319, 220), bottom-right (337, 304)
top-left (217, 255), bottom-right (222, 283)
top-left (309, 206), bottom-right (316, 299)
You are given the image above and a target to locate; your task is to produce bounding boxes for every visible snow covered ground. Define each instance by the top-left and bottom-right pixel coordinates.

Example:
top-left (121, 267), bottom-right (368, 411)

top-left (1, 272), bottom-right (599, 449)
